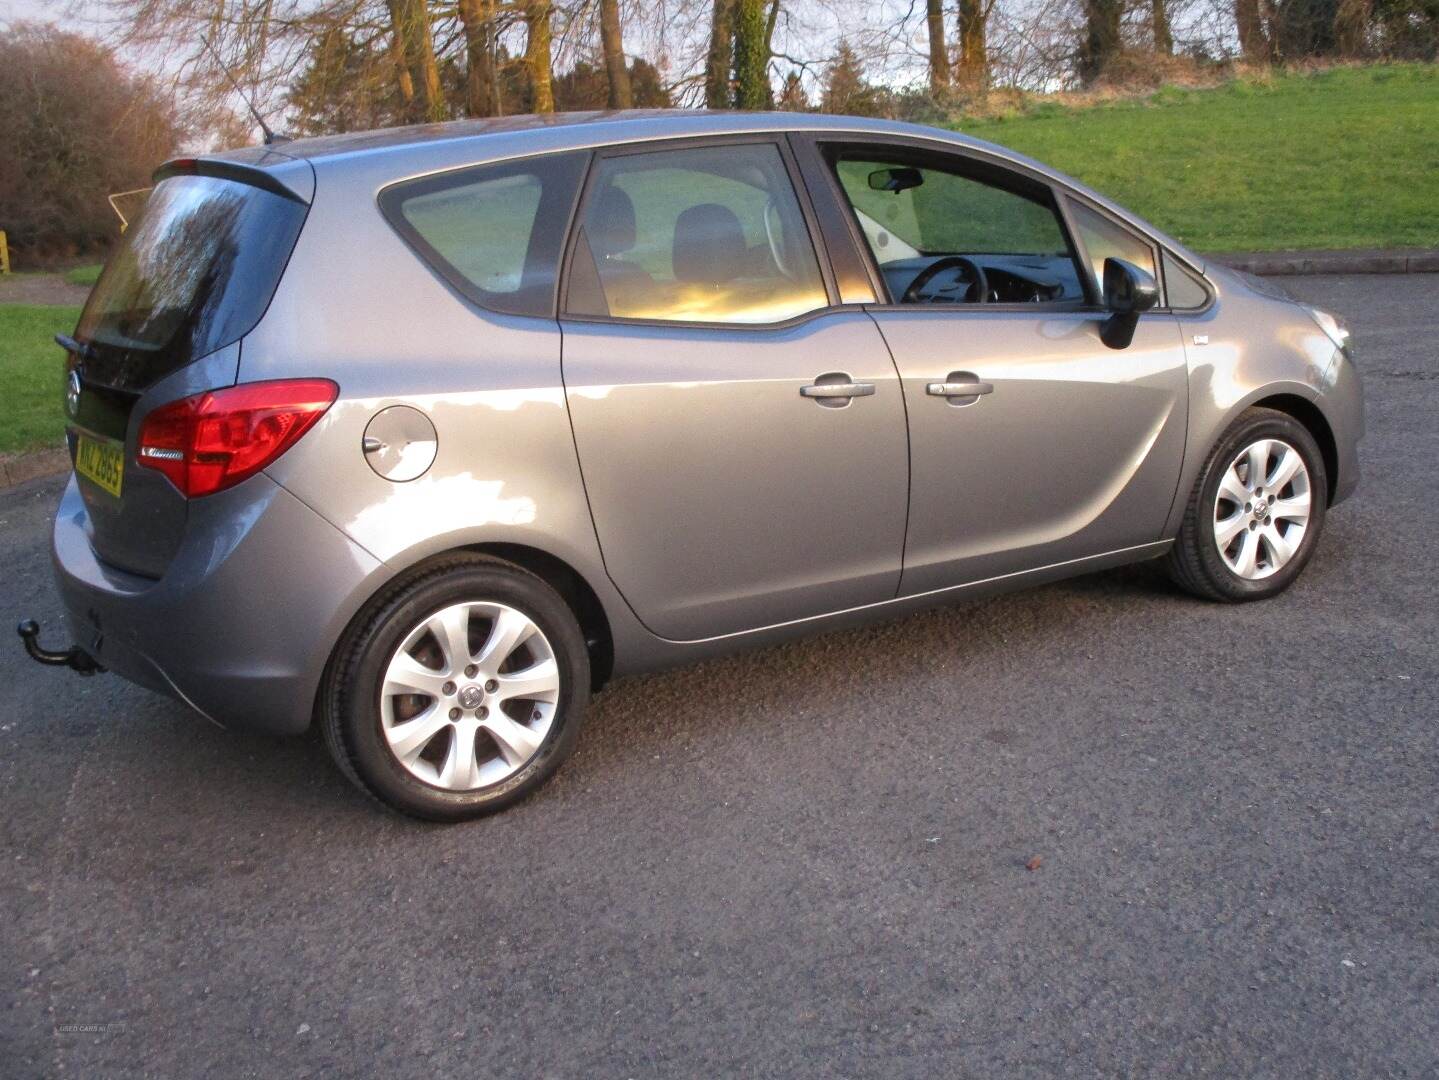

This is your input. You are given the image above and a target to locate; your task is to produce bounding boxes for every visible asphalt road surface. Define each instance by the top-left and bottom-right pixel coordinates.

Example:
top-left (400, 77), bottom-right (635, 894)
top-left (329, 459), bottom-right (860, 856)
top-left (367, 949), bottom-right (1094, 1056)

top-left (3, 275), bottom-right (1435, 1078)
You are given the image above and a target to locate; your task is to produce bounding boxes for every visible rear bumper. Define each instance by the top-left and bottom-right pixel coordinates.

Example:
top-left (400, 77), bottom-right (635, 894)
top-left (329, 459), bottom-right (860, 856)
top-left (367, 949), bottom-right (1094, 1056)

top-left (52, 473), bottom-right (383, 735)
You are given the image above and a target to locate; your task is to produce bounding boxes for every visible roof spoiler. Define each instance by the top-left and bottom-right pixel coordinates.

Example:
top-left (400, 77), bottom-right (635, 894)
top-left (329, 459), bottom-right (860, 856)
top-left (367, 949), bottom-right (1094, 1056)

top-left (153, 155), bottom-right (313, 205)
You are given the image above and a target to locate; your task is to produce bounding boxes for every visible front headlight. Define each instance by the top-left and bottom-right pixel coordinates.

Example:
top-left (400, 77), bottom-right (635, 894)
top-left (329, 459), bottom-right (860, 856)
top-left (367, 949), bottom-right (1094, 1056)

top-left (1306, 306), bottom-right (1353, 357)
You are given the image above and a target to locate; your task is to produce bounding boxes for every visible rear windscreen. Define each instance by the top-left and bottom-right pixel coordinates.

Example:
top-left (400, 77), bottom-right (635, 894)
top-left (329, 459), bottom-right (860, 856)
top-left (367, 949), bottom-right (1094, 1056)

top-left (74, 173), bottom-right (306, 389)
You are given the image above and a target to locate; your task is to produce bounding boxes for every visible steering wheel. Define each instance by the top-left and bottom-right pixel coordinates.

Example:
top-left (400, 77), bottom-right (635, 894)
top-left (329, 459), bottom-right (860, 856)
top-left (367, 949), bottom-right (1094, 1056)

top-left (902, 256), bottom-right (989, 304)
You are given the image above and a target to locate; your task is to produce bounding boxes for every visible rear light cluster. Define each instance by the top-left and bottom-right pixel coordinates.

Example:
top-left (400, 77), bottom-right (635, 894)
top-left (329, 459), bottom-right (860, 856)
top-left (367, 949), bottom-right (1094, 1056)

top-left (137, 379), bottom-right (338, 498)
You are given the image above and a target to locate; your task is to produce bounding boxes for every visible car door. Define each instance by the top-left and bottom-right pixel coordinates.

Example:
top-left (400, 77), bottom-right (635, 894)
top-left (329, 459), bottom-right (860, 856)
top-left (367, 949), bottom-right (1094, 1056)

top-left (795, 136), bottom-right (1190, 596)
top-left (559, 137), bottom-right (908, 642)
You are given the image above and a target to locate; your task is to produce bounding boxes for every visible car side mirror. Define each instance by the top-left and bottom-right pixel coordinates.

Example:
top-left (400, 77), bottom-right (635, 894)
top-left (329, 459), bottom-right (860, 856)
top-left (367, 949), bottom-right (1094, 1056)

top-left (1099, 257), bottom-right (1160, 349)
top-left (867, 167), bottom-right (923, 193)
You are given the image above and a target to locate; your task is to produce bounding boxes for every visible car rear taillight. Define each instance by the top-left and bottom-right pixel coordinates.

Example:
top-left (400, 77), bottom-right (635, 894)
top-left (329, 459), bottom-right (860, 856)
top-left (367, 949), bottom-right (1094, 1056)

top-left (137, 379), bottom-right (338, 497)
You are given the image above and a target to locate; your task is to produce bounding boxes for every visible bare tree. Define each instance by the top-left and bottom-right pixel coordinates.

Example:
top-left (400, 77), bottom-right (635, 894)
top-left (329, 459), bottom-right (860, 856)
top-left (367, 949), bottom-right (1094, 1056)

top-left (705, 0), bottom-right (734, 107)
top-left (386, 0), bottom-right (444, 120)
top-left (1077, 0), bottom-right (1123, 83)
top-left (525, 0), bottom-right (555, 112)
top-left (957, 0), bottom-right (992, 88)
top-left (457, 0), bottom-right (499, 116)
top-left (598, 0), bottom-right (633, 107)
top-left (1152, 0), bottom-right (1174, 53)
top-left (925, 0), bottom-right (950, 92)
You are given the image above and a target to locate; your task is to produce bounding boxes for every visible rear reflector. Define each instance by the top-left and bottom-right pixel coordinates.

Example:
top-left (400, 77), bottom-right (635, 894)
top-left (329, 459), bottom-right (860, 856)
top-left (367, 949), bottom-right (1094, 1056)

top-left (137, 379), bottom-right (338, 497)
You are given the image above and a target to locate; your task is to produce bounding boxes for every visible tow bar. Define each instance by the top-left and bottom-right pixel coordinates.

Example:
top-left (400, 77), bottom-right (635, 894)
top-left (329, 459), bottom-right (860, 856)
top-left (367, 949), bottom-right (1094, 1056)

top-left (16, 620), bottom-right (105, 675)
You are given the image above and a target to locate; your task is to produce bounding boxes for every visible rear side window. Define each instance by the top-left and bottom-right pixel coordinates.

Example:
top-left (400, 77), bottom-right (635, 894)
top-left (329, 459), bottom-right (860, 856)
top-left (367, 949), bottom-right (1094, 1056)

top-left (564, 142), bottom-right (828, 324)
top-left (381, 151), bottom-right (587, 318)
top-left (75, 173), bottom-right (307, 390)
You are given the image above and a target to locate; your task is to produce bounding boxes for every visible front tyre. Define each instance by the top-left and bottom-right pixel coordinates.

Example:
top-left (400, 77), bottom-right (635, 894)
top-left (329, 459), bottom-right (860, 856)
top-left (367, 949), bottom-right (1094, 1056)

top-left (321, 555), bottom-right (590, 821)
top-left (1166, 407), bottom-right (1327, 603)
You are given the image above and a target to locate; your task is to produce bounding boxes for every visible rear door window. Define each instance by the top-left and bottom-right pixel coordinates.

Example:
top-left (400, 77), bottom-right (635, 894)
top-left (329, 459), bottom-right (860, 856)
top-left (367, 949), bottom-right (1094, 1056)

top-left (564, 142), bottom-right (829, 324)
top-left (381, 151), bottom-right (587, 318)
top-left (75, 173), bottom-right (307, 390)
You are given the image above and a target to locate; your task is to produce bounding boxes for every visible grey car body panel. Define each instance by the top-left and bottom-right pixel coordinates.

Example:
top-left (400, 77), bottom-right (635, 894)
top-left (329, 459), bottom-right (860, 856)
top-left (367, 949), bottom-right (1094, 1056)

top-left (54, 472), bottom-right (381, 734)
top-left (1161, 261), bottom-right (1360, 537)
top-left (46, 110), bottom-right (1362, 733)
top-left (560, 311), bottom-right (909, 641)
top-left (866, 308), bottom-right (1189, 594)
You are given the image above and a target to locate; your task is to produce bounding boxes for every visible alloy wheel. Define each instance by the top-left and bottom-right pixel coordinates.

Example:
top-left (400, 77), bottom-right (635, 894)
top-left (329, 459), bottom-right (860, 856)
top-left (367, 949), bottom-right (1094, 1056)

top-left (1212, 437), bottom-right (1312, 580)
top-left (379, 602), bottom-right (560, 790)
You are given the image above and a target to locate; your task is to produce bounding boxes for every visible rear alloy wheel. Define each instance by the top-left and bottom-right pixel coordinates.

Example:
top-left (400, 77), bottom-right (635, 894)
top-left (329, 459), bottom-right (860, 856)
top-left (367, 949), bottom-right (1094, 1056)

top-left (322, 556), bottom-right (589, 821)
top-left (1166, 407), bottom-right (1328, 602)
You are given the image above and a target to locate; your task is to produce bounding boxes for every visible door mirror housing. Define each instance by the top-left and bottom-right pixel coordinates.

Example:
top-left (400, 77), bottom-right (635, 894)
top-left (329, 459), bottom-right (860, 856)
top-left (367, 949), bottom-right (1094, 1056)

top-left (1099, 257), bottom-right (1160, 349)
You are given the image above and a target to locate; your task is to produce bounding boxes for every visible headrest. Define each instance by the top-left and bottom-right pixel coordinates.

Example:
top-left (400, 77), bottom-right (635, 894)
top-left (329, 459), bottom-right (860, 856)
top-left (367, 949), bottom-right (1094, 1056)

top-left (672, 203), bottom-right (745, 285)
top-left (590, 186), bottom-right (637, 258)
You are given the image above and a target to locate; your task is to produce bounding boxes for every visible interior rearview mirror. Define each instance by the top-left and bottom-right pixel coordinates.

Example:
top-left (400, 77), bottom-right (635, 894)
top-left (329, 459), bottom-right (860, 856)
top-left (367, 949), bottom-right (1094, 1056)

top-left (1099, 257), bottom-right (1160, 349)
top-left (868, 167), bottom-right (924, 193)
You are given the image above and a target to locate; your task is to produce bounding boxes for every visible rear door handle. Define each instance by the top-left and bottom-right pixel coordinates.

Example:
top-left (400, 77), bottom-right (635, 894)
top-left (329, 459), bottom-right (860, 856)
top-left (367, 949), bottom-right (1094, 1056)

top-left (926, 380), bottom-right (993, 397)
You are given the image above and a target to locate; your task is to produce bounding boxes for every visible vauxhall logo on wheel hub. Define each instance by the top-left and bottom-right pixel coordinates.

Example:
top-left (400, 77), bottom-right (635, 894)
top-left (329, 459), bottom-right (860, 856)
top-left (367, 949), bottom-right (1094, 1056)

top-left (457, 685), bottom-right (485, 710)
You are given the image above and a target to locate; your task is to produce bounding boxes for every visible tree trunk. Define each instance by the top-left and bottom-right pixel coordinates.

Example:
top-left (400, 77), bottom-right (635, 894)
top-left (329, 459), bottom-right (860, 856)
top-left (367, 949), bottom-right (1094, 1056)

top-left (1152, 0), bottom-right (1174, 53)
top-left (1235, 0), bottom-right (1269, 57)
top-left (386, 0), bottom-right (444, 122)
top-left (926, 0), bottom-right (949, 93)
top-left (598, 0), bottom-right (632, 109)
top-left (1077, 0), bottom-right (1123, 84)
top-left (525, 1), bottom-right (554, 113)
top-left (457, 0), bottom-right (497, 117)
top-left (704, 0), bottom-right (733, 108)
top-left (1333, 0), bottom-right (1371, 55)
top-left (957, 0), bottom-right (988, 89)
top-left (732, 0), bottom-right (770, 109)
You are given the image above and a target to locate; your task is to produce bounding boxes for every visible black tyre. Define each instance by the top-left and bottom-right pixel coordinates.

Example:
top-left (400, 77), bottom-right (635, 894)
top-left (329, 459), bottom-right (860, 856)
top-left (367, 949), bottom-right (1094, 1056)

top-left (321, 554), bottom-right (589, 821)
top-left (1166, 407), bottom-right (1328, 602)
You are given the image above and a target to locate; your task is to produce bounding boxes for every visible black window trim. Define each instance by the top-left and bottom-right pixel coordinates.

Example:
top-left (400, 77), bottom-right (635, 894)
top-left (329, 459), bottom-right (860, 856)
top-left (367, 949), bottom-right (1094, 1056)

top-left (378, 147), bottom-right (591, 321)
top-left (556, 132), bottom-right (844, 332)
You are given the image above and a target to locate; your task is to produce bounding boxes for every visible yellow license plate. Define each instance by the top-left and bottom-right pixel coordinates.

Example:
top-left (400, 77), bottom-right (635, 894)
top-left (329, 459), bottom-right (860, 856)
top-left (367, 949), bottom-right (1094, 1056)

top-left (75, 434), bottom-right (124, 498)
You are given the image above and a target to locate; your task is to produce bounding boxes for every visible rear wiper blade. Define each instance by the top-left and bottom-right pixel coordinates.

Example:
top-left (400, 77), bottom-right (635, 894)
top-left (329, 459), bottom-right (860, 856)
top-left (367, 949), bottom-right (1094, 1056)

top-left (54, 334), bottom-right (96, 360)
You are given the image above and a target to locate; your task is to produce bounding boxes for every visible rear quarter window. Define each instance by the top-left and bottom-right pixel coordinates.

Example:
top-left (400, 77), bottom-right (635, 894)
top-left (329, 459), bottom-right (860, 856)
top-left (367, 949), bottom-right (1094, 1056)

top-left (380, 151), bottom-right (588, 318)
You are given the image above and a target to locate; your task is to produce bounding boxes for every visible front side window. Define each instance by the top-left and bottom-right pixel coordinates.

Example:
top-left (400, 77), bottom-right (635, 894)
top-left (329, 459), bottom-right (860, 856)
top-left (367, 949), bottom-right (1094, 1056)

top-left (831, 152), bottom-right (1085, 305)
top-left (565, 142), bottom-right (828, 324)
top-left (381, 151), bottom-right (587, 318)
top-left (1066, 198), bottom-right (1158, 296)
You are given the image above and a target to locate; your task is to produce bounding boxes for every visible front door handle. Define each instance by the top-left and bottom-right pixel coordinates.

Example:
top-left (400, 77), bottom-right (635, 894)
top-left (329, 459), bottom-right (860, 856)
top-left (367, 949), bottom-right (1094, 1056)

top-left (800, 373), bottom-right (875, 407)
top-left (926, 379), bottom-right (994, 398)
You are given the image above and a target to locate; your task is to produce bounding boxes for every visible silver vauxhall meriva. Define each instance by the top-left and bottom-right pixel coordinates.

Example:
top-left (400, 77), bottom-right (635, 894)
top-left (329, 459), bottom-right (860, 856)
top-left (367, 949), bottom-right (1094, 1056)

top-left (24, 111), bottom-right (1362, 820)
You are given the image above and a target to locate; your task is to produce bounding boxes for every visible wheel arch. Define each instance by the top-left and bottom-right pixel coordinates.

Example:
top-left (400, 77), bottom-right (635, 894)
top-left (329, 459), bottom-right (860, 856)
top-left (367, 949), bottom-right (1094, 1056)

top-left (1250, 392), bottom-right (1339, 505)
top-left (320, 541), bottom-right (617, 718)
top-left (460, 542), bottom-right (615, 691)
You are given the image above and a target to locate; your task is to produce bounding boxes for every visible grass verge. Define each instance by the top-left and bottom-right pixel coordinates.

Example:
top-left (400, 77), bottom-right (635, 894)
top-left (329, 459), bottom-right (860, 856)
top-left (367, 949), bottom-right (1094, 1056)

top-left (0, 305), bottom-right (80, 454)
top-left (955, 64), bottom-right (1439, 252)
top-left (65, 265), bottom-right (102, 287)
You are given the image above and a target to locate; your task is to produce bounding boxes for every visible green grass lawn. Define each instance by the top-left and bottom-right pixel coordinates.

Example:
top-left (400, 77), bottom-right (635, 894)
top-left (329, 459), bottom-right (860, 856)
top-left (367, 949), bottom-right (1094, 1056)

top-left (0, 305), bottom-right (80, 454)
top-left (65, 264), bottom-right (102, 287)
top-left (957, 64), bottom-right (1439, 252)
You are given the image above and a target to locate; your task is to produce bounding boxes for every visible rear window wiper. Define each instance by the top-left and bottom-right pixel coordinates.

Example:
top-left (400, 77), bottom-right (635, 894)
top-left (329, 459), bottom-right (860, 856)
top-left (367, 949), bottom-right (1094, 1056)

top-left (54, 334), bottom-right (96, 360)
